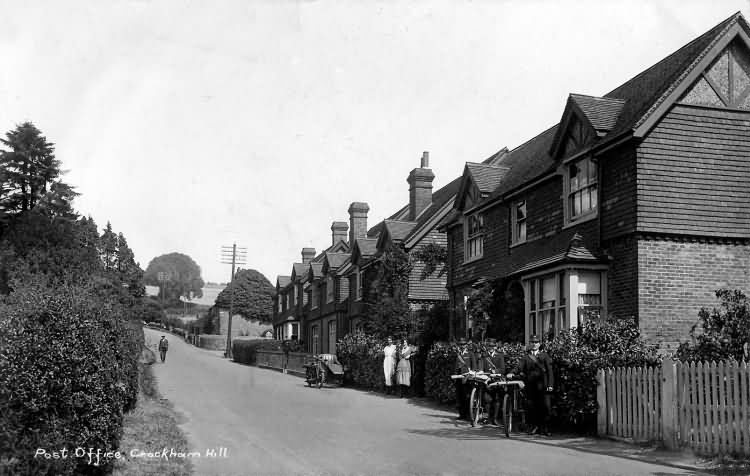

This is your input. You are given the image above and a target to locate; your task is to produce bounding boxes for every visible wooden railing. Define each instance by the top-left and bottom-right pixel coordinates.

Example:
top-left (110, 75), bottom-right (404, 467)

top-left (598, 358), bottom-right (750, 456)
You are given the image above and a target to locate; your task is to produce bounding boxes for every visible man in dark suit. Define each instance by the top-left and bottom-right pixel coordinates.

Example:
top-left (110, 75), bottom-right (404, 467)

top-left (479, 338), bottom-right (506, 425)
top-left (453, 337), bottom-right (472, 420)
top-left (508, 335), bottom-right (554, 435)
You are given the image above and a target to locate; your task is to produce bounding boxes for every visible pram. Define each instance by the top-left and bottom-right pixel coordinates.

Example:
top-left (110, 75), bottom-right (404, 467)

top-left (304, 353), bottom-right (344, 388)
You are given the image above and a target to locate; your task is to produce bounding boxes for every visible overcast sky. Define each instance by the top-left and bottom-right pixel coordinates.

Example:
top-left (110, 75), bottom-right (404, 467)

top-left (1, 0), bottom-right (747, 284)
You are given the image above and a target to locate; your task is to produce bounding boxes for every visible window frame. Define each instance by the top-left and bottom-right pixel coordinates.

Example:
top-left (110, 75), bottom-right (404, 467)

top-left (326, 276), bottom-right (335, 303)
top-left (311, 282), bottom-right (319, 309)
top-left (511, 199), bottom-right (527, 245)
top-left (464, 212), bottom-right (485, 262)
top-left (565, 156), bottom-right (598, 224)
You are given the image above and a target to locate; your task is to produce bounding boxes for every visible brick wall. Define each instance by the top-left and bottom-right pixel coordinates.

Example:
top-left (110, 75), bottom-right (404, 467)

top-left (637, 236), bottom-right (750, 350)
top-left (604, 234), bottom-right (638, 319)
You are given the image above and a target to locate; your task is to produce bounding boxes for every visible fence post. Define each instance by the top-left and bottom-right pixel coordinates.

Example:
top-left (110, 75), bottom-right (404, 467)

top-left (597, 369), bottom-right (607, 436)
top-left (661, 357), bottom-right (678, 449)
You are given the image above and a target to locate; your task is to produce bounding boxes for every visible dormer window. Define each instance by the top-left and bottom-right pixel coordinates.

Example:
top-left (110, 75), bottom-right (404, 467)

top-left (465, 212), bottom-right (484, 261)
top-left (567, 157), bottom-right (598, 222)
top-left (511, 200), bottom-right (527, 244)
top-left (311, 283), bottom-right (319, 309)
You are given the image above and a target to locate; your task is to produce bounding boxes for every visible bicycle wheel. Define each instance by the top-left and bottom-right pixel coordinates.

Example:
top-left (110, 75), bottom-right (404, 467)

top-left (469, 387), bottom-right (482, 427)
top-left (503, 393), bottom-right (513, 438)
top-left (317, 367), bottom-right (323, 389)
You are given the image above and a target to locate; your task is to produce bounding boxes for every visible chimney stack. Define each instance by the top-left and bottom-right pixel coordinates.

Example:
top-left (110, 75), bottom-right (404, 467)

top-left (348, 202), bottom-right (370, 245)
top-left (301, 248), bottom-right (316, 264)
top-left (331, 221), bottom-right (348, 246)
top-left (407, 151), bottom-right (435, 220)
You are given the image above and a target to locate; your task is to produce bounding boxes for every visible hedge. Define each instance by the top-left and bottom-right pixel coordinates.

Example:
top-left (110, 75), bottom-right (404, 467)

top-left (232, 339), bottom-right (282, 365)
top-left (0, 281), bottom-right (143, 476)
top-left (336, 332), bottom-right (387, 391)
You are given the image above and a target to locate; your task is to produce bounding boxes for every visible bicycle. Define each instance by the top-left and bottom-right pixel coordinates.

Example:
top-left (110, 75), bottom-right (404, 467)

top-left (304, 356), bottom-right (326, 388)
top-left (488, 379), bottom-right (526, 437)
top-left (451, 371), bottom-right (506, 428)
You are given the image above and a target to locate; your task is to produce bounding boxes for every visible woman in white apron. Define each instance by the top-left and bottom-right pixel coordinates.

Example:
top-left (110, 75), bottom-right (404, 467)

top-left (383, 337), bottom-right (397, 395)
top-left (396, 339), bottom-right (413, 397)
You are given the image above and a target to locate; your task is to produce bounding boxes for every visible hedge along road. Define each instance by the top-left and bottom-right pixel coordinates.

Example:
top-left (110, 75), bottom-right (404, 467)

top-left (143, 328), bottom-right (710, 476)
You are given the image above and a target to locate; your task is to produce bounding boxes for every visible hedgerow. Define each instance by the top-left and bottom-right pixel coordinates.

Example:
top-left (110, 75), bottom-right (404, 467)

top-left (0, 280), bottom-right (143, 476)
top-left (232, 339), bottom-right (282, 365)
top-left (336, 332), bottom-right (386, 390)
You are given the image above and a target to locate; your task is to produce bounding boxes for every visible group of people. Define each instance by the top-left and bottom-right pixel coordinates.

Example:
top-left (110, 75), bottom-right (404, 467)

top-left (454, 334), bottom-right (554, 436)
top-left (382, 337), bottom-right (417, 397)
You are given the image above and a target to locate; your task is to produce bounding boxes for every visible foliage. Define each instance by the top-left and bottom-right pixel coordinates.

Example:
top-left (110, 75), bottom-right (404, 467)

top-left (214, 268), bottom-right (275, 323)
top-left (423, 341), bottom-right (526, 404)
top-left (675, 289), bottom-right (750, 362)
top-left (336, 332), bottom-right (387, 390)
top-left (0, 280), bottom-right (143, 476)
top-left (189, 312), bottom-right (215, 335)
top-left (0, 122), bottom-right (76, 217)
top-left (412, 242), bottom-right (447, 279)
top-left (465, 278), bottom-right (525, 343)
top-left (364, 243), bottom-right (413, 339)
top-left (232, 339), bottom-right (283, 365)
top-left (143, 252), bottom-right (205, 303)
top-left (544, 317), bottom-right (660, 432)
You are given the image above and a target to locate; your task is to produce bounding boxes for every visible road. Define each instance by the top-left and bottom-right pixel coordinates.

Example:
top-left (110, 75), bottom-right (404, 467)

top-left (145, 329), bottom-right (711, 476)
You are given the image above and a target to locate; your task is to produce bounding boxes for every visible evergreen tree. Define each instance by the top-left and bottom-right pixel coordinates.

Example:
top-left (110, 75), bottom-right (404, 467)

top-left (214, 268), bottom-right (275, 322)
top-left (100, 222), bottom-right (118, 271)
top-left (0, 122), bottom-right (65, 215)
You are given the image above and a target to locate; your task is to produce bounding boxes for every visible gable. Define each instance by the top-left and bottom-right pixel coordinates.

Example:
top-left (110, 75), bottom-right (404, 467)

top-left (560, 113), bottom-right (596, 158)
top-left (456, 173), bottom-right (483, 211)
top-left (679, 38), bottom-right (750, 110)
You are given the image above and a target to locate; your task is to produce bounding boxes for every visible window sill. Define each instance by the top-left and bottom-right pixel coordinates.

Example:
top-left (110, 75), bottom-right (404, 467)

top-left (563, 211), bottom-right (598, 230)
top-left (463, 255), bottom-right (483, 265)
top-left (510, 239), bottom-right (527, 249)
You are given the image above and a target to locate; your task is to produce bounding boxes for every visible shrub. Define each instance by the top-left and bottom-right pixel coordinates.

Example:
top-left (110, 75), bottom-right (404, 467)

top-left (545, 317), bottom-right (659, 433)
top-left (336, 332), bottom-right (386, 391)
top-left (0, 280), bottom-right (143, 476)
top-left (675, 289), bottom-right (750, 362)
top-left (232, 339), bottom-right (282, 365)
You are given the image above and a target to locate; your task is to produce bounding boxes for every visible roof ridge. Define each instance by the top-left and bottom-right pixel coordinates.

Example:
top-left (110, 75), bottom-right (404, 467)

top-left (570, 93), bottom-right (626, 103)
top-left (467, 161), bottom-right (511, 169)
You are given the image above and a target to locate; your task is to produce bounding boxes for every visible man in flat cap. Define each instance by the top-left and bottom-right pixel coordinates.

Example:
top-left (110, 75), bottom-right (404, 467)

top-left (481, 338), bottom-right (506, 425)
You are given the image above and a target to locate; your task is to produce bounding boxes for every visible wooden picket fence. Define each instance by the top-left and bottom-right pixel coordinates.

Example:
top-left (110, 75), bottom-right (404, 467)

top-left (597, 359), bottom-right (750, 456)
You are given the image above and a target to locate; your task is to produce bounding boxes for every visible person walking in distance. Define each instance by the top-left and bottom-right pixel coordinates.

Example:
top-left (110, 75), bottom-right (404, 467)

top-left (158, 335), bottom-right (169, 363)
top-left (507, 335), bottom-right (554, 435)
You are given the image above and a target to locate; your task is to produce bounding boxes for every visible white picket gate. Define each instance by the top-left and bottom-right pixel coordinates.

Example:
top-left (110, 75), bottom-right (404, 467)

top-left (597, 359), bottom-right (750, 456)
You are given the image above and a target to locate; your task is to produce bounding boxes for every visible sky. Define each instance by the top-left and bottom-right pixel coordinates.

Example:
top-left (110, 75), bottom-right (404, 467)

top-left (0, 0), bottom-right (748, 284)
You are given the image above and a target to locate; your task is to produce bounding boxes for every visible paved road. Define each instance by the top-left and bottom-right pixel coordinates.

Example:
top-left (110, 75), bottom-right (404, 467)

top-left (145, 329), bottom-right (710, 476)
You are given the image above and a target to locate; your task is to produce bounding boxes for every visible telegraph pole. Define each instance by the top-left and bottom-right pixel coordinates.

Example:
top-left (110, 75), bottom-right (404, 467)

top-left (221, 243), bottom-right (247, 358)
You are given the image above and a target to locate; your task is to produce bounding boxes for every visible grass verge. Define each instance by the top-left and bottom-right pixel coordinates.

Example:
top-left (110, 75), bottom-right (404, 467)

top-left (111, 350), bottom-right (193, 476)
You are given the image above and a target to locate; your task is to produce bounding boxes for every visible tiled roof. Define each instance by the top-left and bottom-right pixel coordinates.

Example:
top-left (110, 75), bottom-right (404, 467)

top-left (485, 13), bottom-right (744, 202)
top-left (292, 263), bottom-right (307, 277)
top-left (569, 94), bottom-right (626, 132)
top-left (277, 276), bottom-right (291, 288)
top-left (355, 238), bottom-right (378, 257)
top-left (481, 147), bottom-right (509, 165)
top-left (336, 257), bottom-right (353, 276)
top-left (466, 162), bottom-right (511, 193)
top-left (603, 13), bottom-right (740, 137)
top-left (404, 176), bottom-right (462, 243)
top-left (384, 220), bottom-right (417, 241)
top-left (511, 234), bottom-right (603, 275)
top-left (309, 262), bottom-right (324, 279)
top-left (325, 252), bottom-right (350, 269)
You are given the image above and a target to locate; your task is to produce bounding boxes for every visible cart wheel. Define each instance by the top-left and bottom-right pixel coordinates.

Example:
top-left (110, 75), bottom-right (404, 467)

top-left (503, 393), bottom-right (513, 437)
top-left (469, 387), bottom-right (482, 427)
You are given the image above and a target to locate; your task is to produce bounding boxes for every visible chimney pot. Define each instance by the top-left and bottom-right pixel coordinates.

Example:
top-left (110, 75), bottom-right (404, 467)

top-left (301, 247), bottom-right (316, 264)
top-left (331, 221), bottom-right (349, 246)
top-left (421, 151), bottom-right (429, 168)
top-left (348, 202), bottom-right (369, 245)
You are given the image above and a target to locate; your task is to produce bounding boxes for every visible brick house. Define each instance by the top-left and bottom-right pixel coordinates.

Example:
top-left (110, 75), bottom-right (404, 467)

top-left (443, 13), bottom-right (750, 350)
top-left (273, 152), bottom-right (461, 350)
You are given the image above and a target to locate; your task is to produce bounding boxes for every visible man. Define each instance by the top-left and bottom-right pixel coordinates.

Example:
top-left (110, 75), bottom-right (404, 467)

top-left (508, 335), bottom-right (553, 435)
top-left (158, 335), bottom-right (169, 363)
top-left (453, 337), bottom-right (472, 420)
top-left (481, 338), bottom-right (506, 425)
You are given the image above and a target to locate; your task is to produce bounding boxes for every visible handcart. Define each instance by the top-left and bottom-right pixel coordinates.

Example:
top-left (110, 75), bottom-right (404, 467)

top-left (304, 353), bottom-right (344, 388)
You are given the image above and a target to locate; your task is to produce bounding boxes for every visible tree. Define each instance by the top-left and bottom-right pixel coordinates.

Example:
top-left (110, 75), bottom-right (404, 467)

top-left (143, 252), bottom-right (204, 303)
top-left (0, 122), bottom-right (72, 216)
top-left (100, 222), bottom-right (118, 271)
top-left (365, 243), bottom-right (413, 339)
top-left (676, 289), bottom-right (750, 362)
top-left (214, 268), bottom-right (275, 322)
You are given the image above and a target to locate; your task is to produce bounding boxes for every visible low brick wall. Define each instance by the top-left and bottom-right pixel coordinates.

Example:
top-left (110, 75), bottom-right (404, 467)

top-left (256, 349), bottom-right (311, 376)
top-left (197, 334), bottom-right (227, 350)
